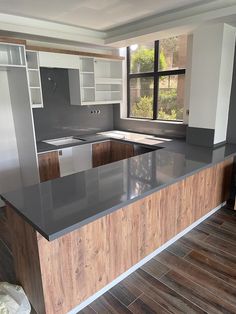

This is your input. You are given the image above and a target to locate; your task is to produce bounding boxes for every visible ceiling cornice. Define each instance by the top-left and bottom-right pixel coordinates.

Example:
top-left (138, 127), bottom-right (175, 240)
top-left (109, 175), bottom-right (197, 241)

top-left (0, 0), bottom-right (236, 48)
top-left (0, 13), bottom-right (107, 46)
top-left (105, 0), bottom-right (236, 46)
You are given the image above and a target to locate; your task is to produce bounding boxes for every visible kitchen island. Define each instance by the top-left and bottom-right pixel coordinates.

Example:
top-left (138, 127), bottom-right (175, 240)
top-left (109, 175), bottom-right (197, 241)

top-left (1, 138), bottom-right (236, 314)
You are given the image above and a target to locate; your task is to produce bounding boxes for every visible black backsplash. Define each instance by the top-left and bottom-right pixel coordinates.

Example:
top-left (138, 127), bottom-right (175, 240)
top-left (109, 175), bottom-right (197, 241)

top-left (33, 68), bottom-right (114, 141)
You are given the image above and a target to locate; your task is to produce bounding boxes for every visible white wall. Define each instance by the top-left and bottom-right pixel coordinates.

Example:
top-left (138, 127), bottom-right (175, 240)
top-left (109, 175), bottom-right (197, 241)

top-left (188, 23), bottom-right (223, 130)
top-left (188, 23), bottom-right (236, 144)
top-left (214, 24), bottom-right (236, 144)
top-left (0, 70), bottom-right (22, 206)
top-left (8, 67), bottom-right (40, 186)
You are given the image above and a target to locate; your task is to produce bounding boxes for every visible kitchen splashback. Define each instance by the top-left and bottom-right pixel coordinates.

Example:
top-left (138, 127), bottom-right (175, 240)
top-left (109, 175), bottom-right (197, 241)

top-left (33, 68), bottom-right (114, 141)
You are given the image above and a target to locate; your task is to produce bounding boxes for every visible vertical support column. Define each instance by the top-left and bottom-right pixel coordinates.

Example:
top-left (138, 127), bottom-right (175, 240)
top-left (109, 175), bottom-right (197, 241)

top-left (186, 23), bottom-right (236, 147)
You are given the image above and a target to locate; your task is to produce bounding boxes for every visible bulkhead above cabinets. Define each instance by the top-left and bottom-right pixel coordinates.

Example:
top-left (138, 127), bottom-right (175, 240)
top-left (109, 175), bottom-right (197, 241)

top-left (38, 51), bottom-right (80, 69)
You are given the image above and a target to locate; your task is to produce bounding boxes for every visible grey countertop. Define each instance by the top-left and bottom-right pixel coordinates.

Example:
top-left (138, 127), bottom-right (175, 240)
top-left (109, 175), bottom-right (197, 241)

top-left (37, 134), bottom-right (111, 153)
top-left (2, 131), bottom-right (236, 241)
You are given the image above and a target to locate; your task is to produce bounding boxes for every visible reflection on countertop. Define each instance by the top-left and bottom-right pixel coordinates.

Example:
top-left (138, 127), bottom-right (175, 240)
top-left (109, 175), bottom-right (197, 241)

top-left (2, 138), bottom-right (236, 241)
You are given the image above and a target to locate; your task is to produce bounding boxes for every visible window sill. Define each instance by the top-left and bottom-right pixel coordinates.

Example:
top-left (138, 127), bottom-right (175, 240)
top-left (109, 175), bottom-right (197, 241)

top-left (120, 117), bottom-right (186, 126)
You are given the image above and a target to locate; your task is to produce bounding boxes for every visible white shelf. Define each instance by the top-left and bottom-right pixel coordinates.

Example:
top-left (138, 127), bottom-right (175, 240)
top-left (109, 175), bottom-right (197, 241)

top-left (81, 71), bottom-right (94, 74)
top-left (0, 64), bottom-right (26, 68)
top-left (81, 100), bottom-right (122, 106)
top-left (32, 103), bottom-right (43, 108)
top-left (26, 50), bottom-right (44, 109)
top-left (96, 77), bottom-right (122, 84)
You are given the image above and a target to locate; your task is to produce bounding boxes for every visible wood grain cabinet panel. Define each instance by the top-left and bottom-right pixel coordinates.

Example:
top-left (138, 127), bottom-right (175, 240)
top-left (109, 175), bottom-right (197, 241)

top-left (110, 141), bottom-right (134, 162)
top-left (92, 141), bottom-right (134, 167)
top-left (38, 151), bottom-right (60, 182)
top-left (92, 141), bottom-right (111, 167)
top-left (6, 158), bottom-right (233, 314)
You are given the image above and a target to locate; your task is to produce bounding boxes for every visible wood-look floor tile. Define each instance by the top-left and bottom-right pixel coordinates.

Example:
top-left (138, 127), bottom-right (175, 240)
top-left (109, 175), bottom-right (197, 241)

top-left (179, 235), bottom-right (236, 269)
top-left (155, 250), bottom-right (236, 307)
top-left (167, 240), bottom-right (192, 257)
top-left (128, 269), bottom-right (205, 313)
top-left (205, 214), bottom-right (224, 227)
top-left (141, 258), bottom-right (169, 279)
top-left (0, 240), bottom-right (15, 283)
top-left (128, 293), bottom-right (171, 314)
top-left (109, 277), bottom-right (142, 307)
top-left (90, 292), bottom-right (132, 314)
top-left (204, 235), bottom-right (236, 257)
top-left (78, 306), bottom-right (97, 314)
top-left (220, 221), bottom-right (236, 234)
top-left (214, 212), bottom-right (236, 224)
top-left (184, 228), bottom-right (209, 241)
top-left (160, 270), bottom-right (236, 314)
top-left (220, 208), bottom-right (236, 217)
top-left (197, 222), bottom-right (236, 245)
top-left (185, 250), bottom-right (236, 288)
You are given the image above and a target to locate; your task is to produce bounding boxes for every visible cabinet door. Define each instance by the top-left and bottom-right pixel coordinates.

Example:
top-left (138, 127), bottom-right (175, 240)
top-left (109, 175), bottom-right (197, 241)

top-left (110, 141), bottom-right (134, 162)
top-left (92, 141), bottom-right (111, 167)
top-left (38, 151), bottom-right (60, 182)
top-left (59, 144), bottom-right (92, 177)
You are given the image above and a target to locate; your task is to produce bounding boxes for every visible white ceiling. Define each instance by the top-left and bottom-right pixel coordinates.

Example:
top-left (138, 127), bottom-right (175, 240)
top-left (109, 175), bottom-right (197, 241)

top-left (0, 0), bottom-right (213, 31)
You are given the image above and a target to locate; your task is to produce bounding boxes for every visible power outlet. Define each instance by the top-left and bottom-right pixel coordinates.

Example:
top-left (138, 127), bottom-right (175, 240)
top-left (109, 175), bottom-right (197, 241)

top-left (90, 110), bottom-right (101, 115)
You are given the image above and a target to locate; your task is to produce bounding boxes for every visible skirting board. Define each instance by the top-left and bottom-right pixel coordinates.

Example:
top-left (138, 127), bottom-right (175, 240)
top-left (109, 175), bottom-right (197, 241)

top-left (68, 202), bottom-right (225, 314)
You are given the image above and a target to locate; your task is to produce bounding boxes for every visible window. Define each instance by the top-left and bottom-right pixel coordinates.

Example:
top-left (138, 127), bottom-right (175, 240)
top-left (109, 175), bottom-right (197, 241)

top-left (127, 35), bottom-right (187, 121)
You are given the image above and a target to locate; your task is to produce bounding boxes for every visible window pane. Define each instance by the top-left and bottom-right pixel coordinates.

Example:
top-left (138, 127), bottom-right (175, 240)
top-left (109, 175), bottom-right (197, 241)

top-left (130, 77), bottom-right (153, 119)
top-left (130, 43), bottom-right (154, 73)
top-left (158, 35), bottom-right (187, 71)
top-left (157, 75), bottom-right (185, 121)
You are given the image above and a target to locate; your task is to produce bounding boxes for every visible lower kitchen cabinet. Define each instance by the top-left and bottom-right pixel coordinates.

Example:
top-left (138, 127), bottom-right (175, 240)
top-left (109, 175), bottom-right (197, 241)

top-left (38, 141), bottom-right (146, 182)
top-left (38, 151), bottom-right (60, 182)
top-left (92, 141), bottom-right (111, 167)
top-left (92, 140), bottom-right (134, 167)
top-left (58, 144), bottom-right (92, 177)
top-left (110, 141), bottom-right (134, 162)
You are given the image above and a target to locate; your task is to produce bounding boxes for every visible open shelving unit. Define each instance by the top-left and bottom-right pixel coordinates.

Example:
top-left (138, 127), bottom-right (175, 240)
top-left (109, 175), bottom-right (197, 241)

top-left (71, 57), bottom-right (123, 105)
top-left (79, 57), bottom-right (95, 103)
top-left (26, 50), bottom-right (44, 109)
top-left (94, 58), bottom-right (122, 104)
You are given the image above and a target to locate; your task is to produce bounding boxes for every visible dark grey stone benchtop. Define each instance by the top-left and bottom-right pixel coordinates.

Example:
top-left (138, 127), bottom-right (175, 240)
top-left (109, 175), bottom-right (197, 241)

top-left (2, 131), bottom-right (236, 241)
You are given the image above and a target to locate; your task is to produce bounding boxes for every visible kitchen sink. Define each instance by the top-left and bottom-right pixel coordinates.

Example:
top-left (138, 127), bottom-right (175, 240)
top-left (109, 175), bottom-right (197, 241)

top-left (43, 136), bottom-right (86, 146)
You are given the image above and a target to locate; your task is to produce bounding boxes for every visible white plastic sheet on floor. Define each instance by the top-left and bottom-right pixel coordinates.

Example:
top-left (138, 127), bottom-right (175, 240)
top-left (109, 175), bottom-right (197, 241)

top-left (0, 282), bottom-right (31, 314)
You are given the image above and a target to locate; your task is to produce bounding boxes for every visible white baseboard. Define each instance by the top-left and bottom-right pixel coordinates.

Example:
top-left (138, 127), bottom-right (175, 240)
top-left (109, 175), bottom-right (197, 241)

top-left (68, 202), bottom-right (225, 314)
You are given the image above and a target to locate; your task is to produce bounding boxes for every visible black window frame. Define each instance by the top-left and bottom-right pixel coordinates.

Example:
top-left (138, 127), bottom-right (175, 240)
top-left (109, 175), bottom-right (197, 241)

top-left (127, 40), bottom-right (186, 121)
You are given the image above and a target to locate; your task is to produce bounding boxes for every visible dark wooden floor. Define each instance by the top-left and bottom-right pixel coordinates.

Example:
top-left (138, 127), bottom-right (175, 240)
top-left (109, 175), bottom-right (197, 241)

top-left (1, 206), bottom-right (236, 313)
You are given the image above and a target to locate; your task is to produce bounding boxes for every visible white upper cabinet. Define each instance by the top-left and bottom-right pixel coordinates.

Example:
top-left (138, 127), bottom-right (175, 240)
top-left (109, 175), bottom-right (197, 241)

top-left (70, 56), bottom-right (123, 106)
top-left (0, 43), bottom-right (26, 68)
top-left (38, 51), bottom-right (79, 69)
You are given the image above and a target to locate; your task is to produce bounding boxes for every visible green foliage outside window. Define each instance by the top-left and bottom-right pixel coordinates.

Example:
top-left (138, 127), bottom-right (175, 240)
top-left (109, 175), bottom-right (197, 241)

top-left (131, 91), bottom-right (183, 121)
top-left (129, 37), bottom-right (185, 121)
top-left (131, 47), bottom-right (167, 73)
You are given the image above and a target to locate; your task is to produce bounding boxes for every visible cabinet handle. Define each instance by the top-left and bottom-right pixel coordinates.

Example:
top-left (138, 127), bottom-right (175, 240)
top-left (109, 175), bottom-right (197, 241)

top-left (59, 150), bottom-right (62, 156)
